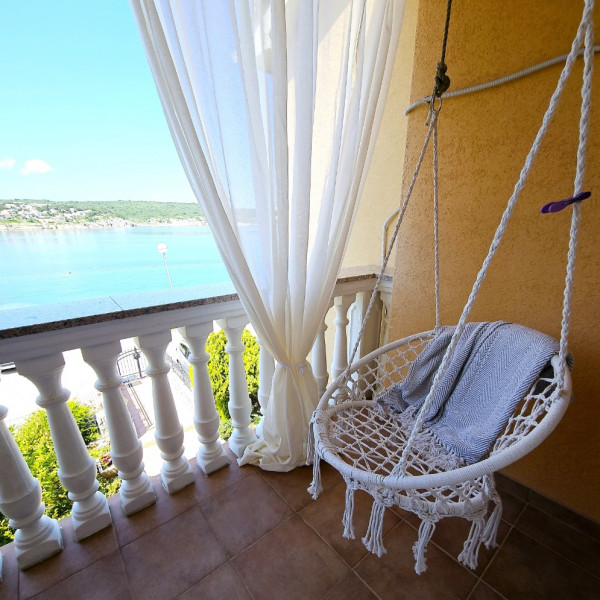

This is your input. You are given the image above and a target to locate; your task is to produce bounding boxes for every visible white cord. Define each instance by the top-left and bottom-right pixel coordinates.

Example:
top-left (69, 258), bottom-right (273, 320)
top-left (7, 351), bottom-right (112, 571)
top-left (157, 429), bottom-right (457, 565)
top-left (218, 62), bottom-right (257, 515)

top-left (405, 45), bottom-right (600, 116)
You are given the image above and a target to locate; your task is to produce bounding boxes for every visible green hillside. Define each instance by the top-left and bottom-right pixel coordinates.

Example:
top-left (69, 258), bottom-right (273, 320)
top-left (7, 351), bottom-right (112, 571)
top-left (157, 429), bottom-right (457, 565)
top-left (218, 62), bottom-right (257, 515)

top-left (0, 199), bottom-right (206, 226)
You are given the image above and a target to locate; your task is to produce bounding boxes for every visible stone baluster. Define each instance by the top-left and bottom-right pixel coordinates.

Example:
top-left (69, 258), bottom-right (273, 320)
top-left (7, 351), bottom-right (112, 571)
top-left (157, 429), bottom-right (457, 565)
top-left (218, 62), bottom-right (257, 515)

top-left (81, 342), bottom-right (156, 515)
top-left (331, 294), bottom-right (356, 380)
top-left (216, 317), bottom-right (257, 457)
top-left (16, 354), bottom-right (111, 541)
top-left (312, 321), bottom-right (329, 397)
top-left (136, 331), bottom-right (194, 493)
top-left (0, 404), bottom-right (63, 569)
top-left (179, 324), bottom-right (230, 476)
top-left (256, 338), bottom-right (274, 438)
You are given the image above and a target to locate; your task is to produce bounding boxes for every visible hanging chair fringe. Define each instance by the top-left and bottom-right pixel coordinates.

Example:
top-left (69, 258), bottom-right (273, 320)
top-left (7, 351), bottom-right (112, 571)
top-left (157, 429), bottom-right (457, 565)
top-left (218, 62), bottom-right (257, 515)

top-left (481, 491), bottom-right (503, 548)
top-left (307, 420), bottom-right (323, 499)
top-left (362, 501), bottom-right (387, 557)
top-left (458, 518), bottom-right (485, 569)
top-left (308, 456), bottom-right (322, 500)
top-left (342, 485), bottom-right (356, 539)
top-left (413, 519), bottom-right (437, 574)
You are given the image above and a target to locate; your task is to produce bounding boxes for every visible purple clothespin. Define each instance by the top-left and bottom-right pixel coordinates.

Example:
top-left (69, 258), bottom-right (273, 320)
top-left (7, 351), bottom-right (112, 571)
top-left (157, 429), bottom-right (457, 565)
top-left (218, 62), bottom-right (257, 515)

top-left (541, 191), bottom-right (591, 213)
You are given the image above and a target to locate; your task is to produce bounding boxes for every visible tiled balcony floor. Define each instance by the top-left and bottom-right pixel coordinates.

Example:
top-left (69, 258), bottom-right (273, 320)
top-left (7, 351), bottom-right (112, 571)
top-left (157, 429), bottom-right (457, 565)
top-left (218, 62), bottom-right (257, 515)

top-left (2, 444), bottom-right (600, 600)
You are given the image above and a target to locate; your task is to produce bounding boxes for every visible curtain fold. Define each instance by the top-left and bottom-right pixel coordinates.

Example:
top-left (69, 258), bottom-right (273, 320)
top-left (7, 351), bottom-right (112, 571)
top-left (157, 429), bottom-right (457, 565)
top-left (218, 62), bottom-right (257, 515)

top-left (130, 0), bottom-right (404, 471)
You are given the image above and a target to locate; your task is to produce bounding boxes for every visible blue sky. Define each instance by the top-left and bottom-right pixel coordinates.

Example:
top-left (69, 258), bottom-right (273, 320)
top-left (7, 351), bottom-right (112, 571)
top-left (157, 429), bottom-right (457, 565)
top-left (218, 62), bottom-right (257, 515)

top-left (0, 1), bottom-right (197, 203)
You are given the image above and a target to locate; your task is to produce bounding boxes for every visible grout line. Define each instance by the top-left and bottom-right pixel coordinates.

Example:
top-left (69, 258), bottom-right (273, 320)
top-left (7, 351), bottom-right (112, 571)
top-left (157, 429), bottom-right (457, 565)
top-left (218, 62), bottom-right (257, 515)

top-left (510, 504), bottom-right (600, 582)
top-left (229, 558), bottom-right (258, 600)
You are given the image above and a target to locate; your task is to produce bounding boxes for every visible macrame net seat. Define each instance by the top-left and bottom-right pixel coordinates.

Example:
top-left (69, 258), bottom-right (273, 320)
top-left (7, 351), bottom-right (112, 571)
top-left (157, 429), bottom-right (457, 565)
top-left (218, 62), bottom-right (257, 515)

top-left (309, 0), bottom-right (592, 574)
top-left (310, 332), bottom-right (571, 572)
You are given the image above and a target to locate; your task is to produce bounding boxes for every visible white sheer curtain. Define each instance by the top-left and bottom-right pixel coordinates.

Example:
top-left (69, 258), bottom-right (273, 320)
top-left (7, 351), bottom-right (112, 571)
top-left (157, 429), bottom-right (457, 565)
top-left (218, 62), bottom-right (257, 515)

top-left (130, 0), bottom-right (404, 471)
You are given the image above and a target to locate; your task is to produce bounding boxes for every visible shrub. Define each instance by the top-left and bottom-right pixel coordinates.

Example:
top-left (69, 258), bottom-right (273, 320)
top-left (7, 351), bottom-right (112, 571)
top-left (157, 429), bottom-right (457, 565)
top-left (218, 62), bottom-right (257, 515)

top-left (0, 400), bottom-right (120, 547)
top-left (206, 329), bottom-right (261, 437)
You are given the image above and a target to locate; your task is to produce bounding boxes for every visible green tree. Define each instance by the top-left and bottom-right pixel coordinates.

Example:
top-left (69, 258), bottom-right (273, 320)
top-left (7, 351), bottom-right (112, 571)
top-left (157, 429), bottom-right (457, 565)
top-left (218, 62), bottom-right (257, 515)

top-left (206, 329), bottom-right (261, 438)
top-left (0, 400), bottom-right (120, 547)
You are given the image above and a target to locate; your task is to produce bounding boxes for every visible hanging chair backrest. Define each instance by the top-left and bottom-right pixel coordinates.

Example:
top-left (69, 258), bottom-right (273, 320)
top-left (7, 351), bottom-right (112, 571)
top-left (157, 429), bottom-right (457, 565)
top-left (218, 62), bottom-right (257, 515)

top-left (318, 332), bottom-right (571, 492)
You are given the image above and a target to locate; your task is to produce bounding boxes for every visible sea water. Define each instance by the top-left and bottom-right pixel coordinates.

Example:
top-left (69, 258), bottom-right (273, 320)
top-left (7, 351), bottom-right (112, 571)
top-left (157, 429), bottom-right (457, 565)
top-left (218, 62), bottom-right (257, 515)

top-left (0, 226), bottom-right (230, 310)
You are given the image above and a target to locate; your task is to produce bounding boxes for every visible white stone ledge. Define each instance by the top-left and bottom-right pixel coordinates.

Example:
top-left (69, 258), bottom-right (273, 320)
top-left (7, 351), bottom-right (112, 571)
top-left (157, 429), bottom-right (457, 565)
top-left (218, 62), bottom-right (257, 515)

top-left (0, 267), bottom-right (390, 362)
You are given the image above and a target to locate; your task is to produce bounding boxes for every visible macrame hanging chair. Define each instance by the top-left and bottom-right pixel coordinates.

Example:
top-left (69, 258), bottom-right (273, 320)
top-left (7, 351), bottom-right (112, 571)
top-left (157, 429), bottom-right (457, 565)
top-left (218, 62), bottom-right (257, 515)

top-left (309, 0), bottom-right (594, 575)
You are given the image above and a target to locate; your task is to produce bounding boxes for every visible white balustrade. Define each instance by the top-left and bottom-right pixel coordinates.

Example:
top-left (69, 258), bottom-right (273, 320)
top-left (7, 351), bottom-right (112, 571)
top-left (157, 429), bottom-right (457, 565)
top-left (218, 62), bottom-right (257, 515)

top-left (136, 331), bottom-right (194, 493)
top-left (312, 321), bottom-right (329, 398)
top-left (15, 353), bottom-right (111, 541)
top-left (0, 270), bottom-right (386, 571)
top-left (81, 341), bottom-right (156, 515)
top-left (179, 323), bottom-right (230, 476)
top-left (0, 404), bottom-right (63, 569)
top-left (331, 294), bottom-right (356, 380)
top-left (216, 316), bottom-right (257, 457)
top-left (256, 338), bottom-right (274, 437)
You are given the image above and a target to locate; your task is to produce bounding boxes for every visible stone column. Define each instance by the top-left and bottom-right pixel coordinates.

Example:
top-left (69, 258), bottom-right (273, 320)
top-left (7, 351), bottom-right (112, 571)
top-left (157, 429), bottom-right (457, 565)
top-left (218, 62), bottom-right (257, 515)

top-left (16, 353), bottom-right (111, 541)
top-left (179, 324), bottom-right (230, 475)
top-left (256, 338), bottom-right (274, 437)
top-left (216, 317), bottom-right (257, 457)
top-left (81, 341), bottom-right (156, 515)
top-left (331, 294), bottom-right (356, 380)
top-left (312, 321), bottom-right (329, 398)
top-left (0, 404), bottom-right (63, 569)
top-left (136, 331), bottom-right (194, 494)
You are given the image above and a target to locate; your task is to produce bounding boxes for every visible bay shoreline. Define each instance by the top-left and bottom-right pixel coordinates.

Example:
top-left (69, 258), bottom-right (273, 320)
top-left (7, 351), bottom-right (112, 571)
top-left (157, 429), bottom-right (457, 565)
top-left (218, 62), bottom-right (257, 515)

top-left (0, 218), bottom-right (209, 231)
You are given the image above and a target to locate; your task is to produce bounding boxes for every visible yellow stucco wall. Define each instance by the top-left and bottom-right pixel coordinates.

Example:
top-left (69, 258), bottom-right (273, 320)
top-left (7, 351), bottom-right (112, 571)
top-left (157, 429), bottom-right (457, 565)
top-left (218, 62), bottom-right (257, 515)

top-left (383, 0), bottom-right (600, 521)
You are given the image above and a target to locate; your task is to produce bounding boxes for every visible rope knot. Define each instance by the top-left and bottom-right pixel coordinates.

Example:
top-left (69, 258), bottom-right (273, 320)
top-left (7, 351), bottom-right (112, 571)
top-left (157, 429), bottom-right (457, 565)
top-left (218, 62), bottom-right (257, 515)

top-left (434, 61), bottom-right (451, 97)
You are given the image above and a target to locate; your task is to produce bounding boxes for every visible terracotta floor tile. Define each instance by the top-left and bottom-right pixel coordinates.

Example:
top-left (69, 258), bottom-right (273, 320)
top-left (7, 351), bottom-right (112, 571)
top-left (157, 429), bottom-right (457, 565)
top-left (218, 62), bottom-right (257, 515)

top-left (528, 491), bottom-right (600, 542)
top-left (468, 582), bottom-right (505, 600)
top-left (109, 474), bottom-right (197, 548)
top-left (191, 448), bottom-right (254, 504)
top-left (29, 551), bottom-right (131, 600)
top-left (121, 507), bottom-right (227, 600)
top-left (483, 527), bottom-right (600, 600)
top-left (355, 521), bottom-right (477, 600)
top-left (515, 504), bottom-right (600, 576)
top-left (0, 541), bottom-right (20, 600)
top-left (233, 515), bottom-right (349, 600)
top-left (200, 473), bottom-right (292, 556)
top-left (19, 517), bottom-right (117, 599)
top-left (300, 481), bottom-right (400, 567)
top-left (323, 572), bottom-right (379, 600)
top-left (177, 562), bottom-right (252, 600)
top-left (260, 461), bottom-right (343, 512)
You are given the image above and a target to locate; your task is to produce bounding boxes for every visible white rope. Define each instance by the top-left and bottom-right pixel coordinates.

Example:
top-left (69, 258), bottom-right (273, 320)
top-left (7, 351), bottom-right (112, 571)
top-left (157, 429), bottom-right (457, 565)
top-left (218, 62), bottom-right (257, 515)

top-left (405, 45), bottom-right (600, 115)
top-left (432, 116), bottom-right (441, 330)
top-left (345, 109), bottom-right (440, 371)
top-left (395, 0), bottom-right (594, 476)
top-left (558, 6), bottom-right (595, 386)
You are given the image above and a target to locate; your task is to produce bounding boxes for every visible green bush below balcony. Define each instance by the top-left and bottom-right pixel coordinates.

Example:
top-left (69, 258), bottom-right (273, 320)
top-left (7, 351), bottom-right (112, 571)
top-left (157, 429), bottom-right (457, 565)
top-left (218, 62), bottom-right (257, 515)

top-left (0, 400), bottom-right (120, 547)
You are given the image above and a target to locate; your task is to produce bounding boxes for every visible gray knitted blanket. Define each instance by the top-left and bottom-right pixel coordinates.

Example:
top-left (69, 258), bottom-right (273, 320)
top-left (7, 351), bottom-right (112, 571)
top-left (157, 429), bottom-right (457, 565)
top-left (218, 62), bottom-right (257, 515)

top-left (377, 322), bottom-right (560, 464)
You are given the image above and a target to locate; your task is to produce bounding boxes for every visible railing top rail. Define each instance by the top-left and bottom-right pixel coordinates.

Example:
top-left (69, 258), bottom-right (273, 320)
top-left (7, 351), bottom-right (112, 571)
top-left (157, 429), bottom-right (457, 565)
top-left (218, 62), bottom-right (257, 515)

top-left (0, 267), bottom-right (390, 362)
